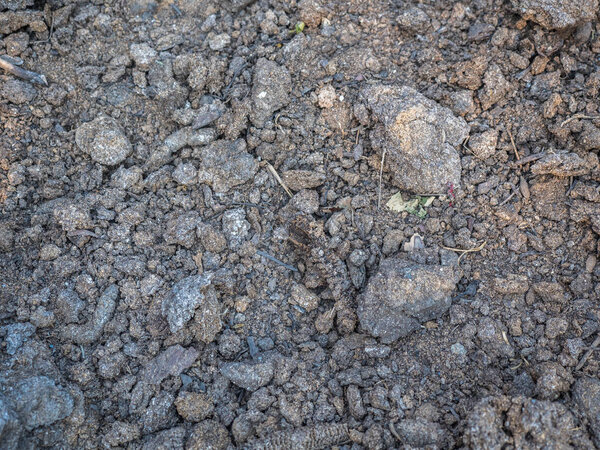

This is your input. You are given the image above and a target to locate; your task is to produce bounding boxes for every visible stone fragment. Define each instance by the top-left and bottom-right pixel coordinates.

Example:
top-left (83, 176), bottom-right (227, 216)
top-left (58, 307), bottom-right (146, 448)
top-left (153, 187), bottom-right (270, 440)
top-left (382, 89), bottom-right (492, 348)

top-left (161, 274), bottom-right (214, 333)
top-left (142, 345), bottom-right (199, 385)
top-left (510, 0), bottom-right (598, 30)
top-left (196, 139), bottom-right (258, 193)
top-left (4, 376), bottom-right (73, 430)
top-left (358, 258), bottom-right (459, 343)
top-left (220, 360), bottom-right (274, 391)
top-left (250, 58), bottom-right (291, 127)
top-left (75, 116), bottom-right (132, 166)
top-left (61, 285), bottom-right (118, 345)
top-left (362, 84), bottom-right (469, 193)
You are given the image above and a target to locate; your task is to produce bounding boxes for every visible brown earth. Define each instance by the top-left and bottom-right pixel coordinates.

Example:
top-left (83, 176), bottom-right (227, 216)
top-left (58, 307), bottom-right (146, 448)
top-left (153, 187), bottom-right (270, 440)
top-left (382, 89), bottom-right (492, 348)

top-left (1, 0), bottom-right (600, 448)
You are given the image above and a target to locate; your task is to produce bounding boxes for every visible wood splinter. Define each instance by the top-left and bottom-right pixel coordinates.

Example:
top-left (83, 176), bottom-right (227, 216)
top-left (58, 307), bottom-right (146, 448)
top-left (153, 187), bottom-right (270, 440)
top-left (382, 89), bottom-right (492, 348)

top-left (0, 55), bottom-right (48, 86)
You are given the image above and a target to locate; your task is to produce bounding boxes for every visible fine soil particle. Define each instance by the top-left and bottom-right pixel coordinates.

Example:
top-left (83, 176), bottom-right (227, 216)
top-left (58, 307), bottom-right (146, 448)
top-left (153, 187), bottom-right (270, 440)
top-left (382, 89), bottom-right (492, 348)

top-left (1, 0), bottom-right (600, 448)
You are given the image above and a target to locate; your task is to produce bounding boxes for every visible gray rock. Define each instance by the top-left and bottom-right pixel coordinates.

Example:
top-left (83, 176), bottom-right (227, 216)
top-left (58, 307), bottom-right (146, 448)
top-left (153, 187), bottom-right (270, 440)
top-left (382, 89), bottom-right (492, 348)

top-left (397, 7), bottom-right (430, 32)
top-left (162, 274), bottom-right (214, 333)
top-left (222, 208), bottom-right (250, 249)
top-left (0, 396), bottom-right (21, 450)
top-left (0, 0), bottom-right (34, 10)
top-left (129, 42), bottom-right (157, 71)
top-left (220, 360), bottom-right (274, 391)
top-left (173, 163), bottom-right (198, 185)
top-left (573, 377), bottom-right (600, 447)
top-left (141, 391), bottom-right (177, 434)
top-left (346, 385), bottom-right (366, 419)
top-left (394, 418), bottom-right (446, 447)
top-left (358, 258), bottom-right (459, 343)
top-left (54, 289), bottom-right (85, 324)
top-left (1, 322), bottom-right (35, 355)
top-left (510, 0), bottom-right (598, 30)
top-left (192, 102), bottom-right (226, 129)
top-left (534, 361), bottom-right (573, 400)
top-left (164, 211), bottom-right (201, 248)
top-left (470, 130), bottom-right (498, 160)
top-left (281, 170), bottom-right (326, 191)
top-left (197, 139), bottom-right (258, 193)
top-left (164, 127), bottom-right (217, 153)
top-left (75, 116), bottom-right (132, 166)
top-left (142, 345), bottom-right (199, 385)
top-left (531, 151), bottom-right (597, 177)
top-left (0, 79), bottom-right (36, 104)
top-left (142, 426), bottom-right (186, 450)
top-left (61, 284), bottom-right (118, 345)
top-left (187, 419), bottom-right (231, 450)
top-left (465, 396), bottom-right (587, 448)
top-left (208, 33), bottom-right (231, 51)
top-left (53, 201), bottom-right (93, 232)
top-left (250, 58), bottom-right (292, 127)
top-left (147, 57), bottom-right (188, 108)
top-left (362, 84), bottom-right (469, 194)
top-left (4, 376), bottom-right (73, 430)
top-left (103, 421), bottom-right (141, 447)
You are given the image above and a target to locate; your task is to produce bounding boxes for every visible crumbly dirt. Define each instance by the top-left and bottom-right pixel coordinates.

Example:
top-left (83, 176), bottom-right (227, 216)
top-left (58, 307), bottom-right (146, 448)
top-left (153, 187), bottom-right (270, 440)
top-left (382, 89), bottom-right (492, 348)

top-left (1, 0), bottom-right (600, 448)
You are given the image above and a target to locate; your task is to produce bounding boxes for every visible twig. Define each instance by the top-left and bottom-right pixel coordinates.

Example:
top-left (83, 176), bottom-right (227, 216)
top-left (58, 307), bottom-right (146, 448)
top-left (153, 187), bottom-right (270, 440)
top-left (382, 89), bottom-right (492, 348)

top-left (377, 149), bottom-right (387, 210)
top-left (507, 127), bottom-right (520, 160)
top-left (499, 190), bottom-right (517, 206)
top-left (575, 333), bottom-right (600, 371)
top-left (561, 114), bottom-right (600, 127)
top-left (266, 163), bottom-right (292, 198)
top-left (510, 153), bottom-right (545, 167)
top-left (256, 250), bottom-right (298, 272)
top-left (0, 55), bottom-right (48, 86)
top-left (389, 422), bottom-right (402, 442)
top-left (442, 241), bottom-right (487, 262)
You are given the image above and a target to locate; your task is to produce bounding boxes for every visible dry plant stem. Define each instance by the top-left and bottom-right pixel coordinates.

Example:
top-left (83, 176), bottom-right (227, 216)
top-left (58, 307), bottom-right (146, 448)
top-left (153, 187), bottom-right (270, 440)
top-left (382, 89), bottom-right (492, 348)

top-left (0, 56), bottom-right (48, 86)
top-left (507, 127), bottom-right (520, 160)
top-left (510, 153), bottom-right (545, 167)
top-left (256, 250), bottom-right (298, 272)
top-left (561, 114), bottom-right (600, 127)
top-left (389, 422), bottom-right (402, 442)
top-left (266, 162), bottom-right (292, 197)
top-left (575, 333), bottom-right (600, 371)
top-left (499, 190), bottom-right (517, 206)
top-left (377, 149), bottom-right (387, 210)
top-left (442, 241), bottom-right (487, 263)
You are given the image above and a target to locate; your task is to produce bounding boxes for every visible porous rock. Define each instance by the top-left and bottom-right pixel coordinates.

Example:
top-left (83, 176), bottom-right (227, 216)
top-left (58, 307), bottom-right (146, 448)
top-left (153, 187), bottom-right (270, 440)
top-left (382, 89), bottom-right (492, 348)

top-left (573, 377), bottom-right (600, 447)
top-left (510, 0), bottom-right (598, 30)
top-left (362, 84), bottom-right (469, 193)
top-left (3, 376), bottom-right (73, 430)
top-left (161, 273), bottom-right (214, 333)
top-left (220, 359), bottom-right (274, 391)
top-left (358, 257), bottom-right (459, 343)
top-left (197, 139), bottom-right (258, 193)
top-left (75, 116), bottom-right (132, 166)
top-left (250, 58), bottom-right (291, 127)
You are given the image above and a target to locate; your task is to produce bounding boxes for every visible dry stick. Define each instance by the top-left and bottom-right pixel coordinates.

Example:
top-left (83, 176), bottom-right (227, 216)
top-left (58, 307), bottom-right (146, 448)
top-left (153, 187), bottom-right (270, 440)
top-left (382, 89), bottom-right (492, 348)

top-left (256, 250), bottom-right (298, 272)
top-left (377, 149), bottom-right (387, 210)
top-left (575, 333), bottom-right (600, 371)
top-left (510, 153), bottom-right (545, 167)
top-left (266, 163), bottom-right (292, 197)
top-left (499, 190), bottom-right (517, 206)
top-left (0, 55), bottom-right (48, 86)
top-left (561, 114), bottom-right (600, 127)
top-left (389, 422), bottom-right (402, 442)
top-left (442, 241), bottom-right (487, 263)
top-left (507, 127), bottom-right (520, 160)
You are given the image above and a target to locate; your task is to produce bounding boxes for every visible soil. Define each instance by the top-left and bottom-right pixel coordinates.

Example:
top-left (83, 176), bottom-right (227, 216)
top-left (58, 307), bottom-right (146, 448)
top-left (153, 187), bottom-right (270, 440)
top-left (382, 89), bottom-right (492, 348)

top-left (1, 0), bottom-right (600, 448)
